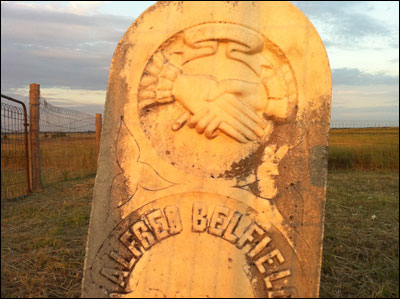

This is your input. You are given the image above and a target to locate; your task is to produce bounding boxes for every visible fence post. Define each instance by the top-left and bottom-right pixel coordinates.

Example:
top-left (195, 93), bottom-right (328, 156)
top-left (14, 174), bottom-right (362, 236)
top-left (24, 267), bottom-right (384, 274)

top-left (96, 113), bottom-right (102, 162)
top-left (29, 83), bottom-right (41, 191)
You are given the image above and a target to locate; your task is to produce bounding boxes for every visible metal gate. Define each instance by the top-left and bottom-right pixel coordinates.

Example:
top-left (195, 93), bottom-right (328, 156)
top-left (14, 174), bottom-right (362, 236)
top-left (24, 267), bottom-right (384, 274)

top-left (1, 94), bottom-right (30, 199)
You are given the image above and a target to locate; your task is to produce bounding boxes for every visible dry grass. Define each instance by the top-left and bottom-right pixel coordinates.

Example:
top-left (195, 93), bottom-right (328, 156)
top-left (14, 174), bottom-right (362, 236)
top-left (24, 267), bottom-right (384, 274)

top-left (1, 176), bottom-right (94, 298)
top-left (2, 128), bottom-right (398, 199)
top-left (320, 170), bottom-right (399, 298)
top-left (1, 134), bottom-right (30, 200)
top-left (39, 133), bottom-right (97, 185)
top-left (328, 127), bottom-right (399, 170)
top-left (1, 132), bottom-right (97, 199)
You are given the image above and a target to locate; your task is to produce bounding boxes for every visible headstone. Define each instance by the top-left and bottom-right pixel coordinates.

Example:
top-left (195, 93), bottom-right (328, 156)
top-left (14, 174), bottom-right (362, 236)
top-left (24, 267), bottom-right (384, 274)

top-left (82, 2), bottom-right (331, 298)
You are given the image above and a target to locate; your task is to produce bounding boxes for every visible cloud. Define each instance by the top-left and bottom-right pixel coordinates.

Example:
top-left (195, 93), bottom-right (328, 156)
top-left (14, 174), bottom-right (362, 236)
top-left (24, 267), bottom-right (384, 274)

top-left (1, 42), bottom-right (110, 90)
top-left (1, 2), bottom-right (132, 91)
top-left (4, 1), bottom-right (109, 16)
top-left (62, 1), bottom-right (109, 16)
top-left (331, 106), bottom-right (399, 121)
top-left (1, 3), bottom-right (130, 45)
top-left (291, 1), bottom-right (397, 49)
top-left (331, 84), bottom-right (399, 121)
top-left (332, 68), bottom-right (399, 86)
top-left (5, 86), bottom-right (106, 115)
top-left (1, 1), bottom-right (398, 121)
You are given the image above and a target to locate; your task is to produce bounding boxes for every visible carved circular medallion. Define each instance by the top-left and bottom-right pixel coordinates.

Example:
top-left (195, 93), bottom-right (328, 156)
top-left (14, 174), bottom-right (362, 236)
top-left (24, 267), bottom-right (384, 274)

top-left (88, 193), bottom-right (305, 298)
top-left (138, 22), bottom-right (297, 177)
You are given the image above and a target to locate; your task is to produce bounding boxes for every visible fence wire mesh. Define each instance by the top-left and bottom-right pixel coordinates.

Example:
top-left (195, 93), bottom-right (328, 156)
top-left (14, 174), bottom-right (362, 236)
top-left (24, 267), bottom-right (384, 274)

top-left (330, 120), bottom-right (399, 129)
top-left (1, 96), bottom-right (30, 200)
top-left (37, 97), bottom-right (97, 185)
top-left (2, 88), bottom-right (399, 199)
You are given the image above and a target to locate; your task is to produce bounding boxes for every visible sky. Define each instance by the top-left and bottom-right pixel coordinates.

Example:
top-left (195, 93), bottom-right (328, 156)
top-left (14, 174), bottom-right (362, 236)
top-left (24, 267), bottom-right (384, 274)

top-left (1, 1), bottom-right (399, 121)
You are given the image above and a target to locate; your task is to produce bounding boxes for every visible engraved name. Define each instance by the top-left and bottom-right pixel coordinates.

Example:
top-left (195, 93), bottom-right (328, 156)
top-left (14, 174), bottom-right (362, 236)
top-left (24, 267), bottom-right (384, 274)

top-left (100, 203), bottom-right (294, 298)
top-left (192, 202), bottom-right (293, 298)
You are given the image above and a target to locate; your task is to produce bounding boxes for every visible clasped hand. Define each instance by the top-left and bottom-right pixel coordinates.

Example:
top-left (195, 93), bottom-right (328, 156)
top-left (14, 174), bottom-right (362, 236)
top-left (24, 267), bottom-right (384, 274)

top-left (171, 74), bottom-right (268, 143)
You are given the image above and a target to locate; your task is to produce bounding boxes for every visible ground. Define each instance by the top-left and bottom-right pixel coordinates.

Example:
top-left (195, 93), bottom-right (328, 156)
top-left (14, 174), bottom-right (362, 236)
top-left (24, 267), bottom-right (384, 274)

top-left (1, 170), bottom-right (399, 298)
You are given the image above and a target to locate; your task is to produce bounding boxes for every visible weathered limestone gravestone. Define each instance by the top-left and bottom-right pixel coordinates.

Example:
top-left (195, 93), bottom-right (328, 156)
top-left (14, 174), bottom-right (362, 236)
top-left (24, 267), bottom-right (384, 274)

top-left (83, 2), bottom-right (331, 298)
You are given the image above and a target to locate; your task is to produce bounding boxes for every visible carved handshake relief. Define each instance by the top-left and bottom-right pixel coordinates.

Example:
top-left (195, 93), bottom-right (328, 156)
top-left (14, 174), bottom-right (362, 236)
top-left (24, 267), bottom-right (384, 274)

top-left (138, 23), bottom-right (297, 144)
top-left (140, 57), bottom-right (269, 143)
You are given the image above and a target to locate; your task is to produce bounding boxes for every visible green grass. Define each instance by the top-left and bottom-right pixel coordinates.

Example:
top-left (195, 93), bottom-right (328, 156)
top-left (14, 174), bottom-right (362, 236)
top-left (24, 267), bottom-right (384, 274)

top-left (1, 171), bottom-right (398, 298)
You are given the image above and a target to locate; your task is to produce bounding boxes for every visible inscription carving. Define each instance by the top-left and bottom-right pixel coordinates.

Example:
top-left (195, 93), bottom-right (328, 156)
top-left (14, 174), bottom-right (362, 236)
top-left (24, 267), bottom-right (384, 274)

top-left (93, 200), bottom-right (297, 298)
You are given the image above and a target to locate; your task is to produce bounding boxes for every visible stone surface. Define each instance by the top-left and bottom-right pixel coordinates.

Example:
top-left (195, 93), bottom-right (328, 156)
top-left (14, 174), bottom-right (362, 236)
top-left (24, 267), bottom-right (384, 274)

top-left (82, 1), bottom-right (331, 298)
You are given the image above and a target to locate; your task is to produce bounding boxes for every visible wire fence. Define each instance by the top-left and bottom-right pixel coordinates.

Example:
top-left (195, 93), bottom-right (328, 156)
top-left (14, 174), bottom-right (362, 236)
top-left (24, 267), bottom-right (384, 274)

top-left (1, 96), bottom-right (30, 200)
top-left (1, 90), bottom-right (99, 200)
top-left (330, 120), bottom-right (399, 129)
top-left (37, 97), bottom-right (97, 186)
top-left (2, 86), bottom-right (399, 199)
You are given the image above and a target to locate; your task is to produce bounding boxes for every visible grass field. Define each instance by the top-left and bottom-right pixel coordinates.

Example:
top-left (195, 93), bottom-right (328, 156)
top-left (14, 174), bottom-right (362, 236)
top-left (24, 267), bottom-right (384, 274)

top-left (38, 133), bottom-right (97, 185)
top-left (1, 171), bottom-right (398, 298)
top-left (328, 127), bottom-right (399, 170)
top-left (1, 134), bottom-right (30, 200)
top-left (1, 128), bottom-right (398, 199)
top-left (1, 177), bottom-right (93, 298)
top-left (321, 170), bottom-right (399, 298)
top-left (1, 132), bottom-right (97, 199)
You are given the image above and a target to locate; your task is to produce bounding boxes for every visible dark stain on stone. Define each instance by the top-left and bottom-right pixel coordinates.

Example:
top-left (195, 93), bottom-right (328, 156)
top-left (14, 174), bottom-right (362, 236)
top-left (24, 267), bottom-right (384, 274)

top-left (245, 251), bottom-right (269, 297)
top-left (247, 181), bottom-right (261, 197)
top-left (218, 144), bottom-right (265, 182)
top-left (225, 1), bottom-right (240, 7)
top-left (309, 145), bottom-right (328, 187)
